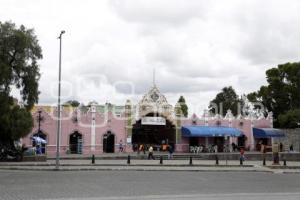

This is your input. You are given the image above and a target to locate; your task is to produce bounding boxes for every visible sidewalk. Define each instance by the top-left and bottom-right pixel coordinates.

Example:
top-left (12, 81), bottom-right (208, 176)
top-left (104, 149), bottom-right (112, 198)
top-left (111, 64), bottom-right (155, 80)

top-left (1, 159), bottom-right (300, 173)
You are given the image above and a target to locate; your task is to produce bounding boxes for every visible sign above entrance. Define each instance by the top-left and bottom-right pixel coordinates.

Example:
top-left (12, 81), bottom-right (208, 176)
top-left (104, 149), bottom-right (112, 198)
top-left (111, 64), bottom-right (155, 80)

top-left (142, 117), bottom-right (166, 125)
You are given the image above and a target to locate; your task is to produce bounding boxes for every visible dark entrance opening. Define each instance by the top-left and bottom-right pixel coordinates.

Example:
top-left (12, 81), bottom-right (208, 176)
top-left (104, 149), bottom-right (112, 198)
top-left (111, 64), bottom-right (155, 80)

top-left (189, 138), bottom-right (199, 146)
top-left (69, 131), bottom-right (83, 154)
top-left (32, 132), bottom-right (47, 154)
top-left (214, 137), bottom-right (225, 152)
top-left (238, 135), bottom-right (246, 149)
top-left (103, 131), bottom-right (115, 153)
top-left (132, 113), bottom-right (175, 150)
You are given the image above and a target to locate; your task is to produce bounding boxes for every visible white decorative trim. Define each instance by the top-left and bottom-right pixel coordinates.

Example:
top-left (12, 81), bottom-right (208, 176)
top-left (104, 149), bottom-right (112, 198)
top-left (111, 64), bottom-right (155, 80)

top-left (137, 85), bottom-right (173, 121)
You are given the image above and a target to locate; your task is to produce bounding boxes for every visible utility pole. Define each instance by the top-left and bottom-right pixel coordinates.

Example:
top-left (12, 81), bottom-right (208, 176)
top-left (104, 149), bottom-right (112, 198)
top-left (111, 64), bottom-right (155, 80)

top-left (56, 30), bottom-right (65, 170)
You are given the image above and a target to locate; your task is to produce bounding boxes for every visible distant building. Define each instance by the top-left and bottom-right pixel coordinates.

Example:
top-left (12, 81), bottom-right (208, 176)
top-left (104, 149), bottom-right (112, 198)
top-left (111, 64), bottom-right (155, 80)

top-left (22, 85), bottom-right (281, 155)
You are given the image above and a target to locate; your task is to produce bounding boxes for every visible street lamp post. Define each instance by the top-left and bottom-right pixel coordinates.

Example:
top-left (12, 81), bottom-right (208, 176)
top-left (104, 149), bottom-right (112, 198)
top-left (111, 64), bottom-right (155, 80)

top-left (56, 30), bottom-right (65, 170)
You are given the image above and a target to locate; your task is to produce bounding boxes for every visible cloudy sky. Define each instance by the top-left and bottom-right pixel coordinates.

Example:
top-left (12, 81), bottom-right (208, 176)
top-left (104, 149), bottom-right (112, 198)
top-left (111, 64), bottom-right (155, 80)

top-left (1, 0), bottom-right (300, 114)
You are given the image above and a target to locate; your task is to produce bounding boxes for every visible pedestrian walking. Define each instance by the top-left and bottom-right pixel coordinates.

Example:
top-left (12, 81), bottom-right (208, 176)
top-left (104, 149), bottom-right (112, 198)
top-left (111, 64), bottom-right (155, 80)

top-left (138, 144), bottom-right (146, 154)
top-left (168, 145), bottom-right (173, 160)
top-left (143, 144), bottom-right (146, 154)
top-left (148, 145), bottom-right (155, 160)
top-left (118, 140), bottom-right (123, 152)
top-left (279, 142), bottom-right (283, 152)
top-left (240, 147), bottom-right (245, 161)
top-left (290, 144), bottom-right (294, 152)
top-left (139, 144), bottom-right (146, 155)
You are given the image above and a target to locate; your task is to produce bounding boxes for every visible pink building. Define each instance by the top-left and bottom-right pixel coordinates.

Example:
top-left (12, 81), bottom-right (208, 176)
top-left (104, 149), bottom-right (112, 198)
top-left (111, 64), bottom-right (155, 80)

top-left (22, 86), bottom-right (276, 155)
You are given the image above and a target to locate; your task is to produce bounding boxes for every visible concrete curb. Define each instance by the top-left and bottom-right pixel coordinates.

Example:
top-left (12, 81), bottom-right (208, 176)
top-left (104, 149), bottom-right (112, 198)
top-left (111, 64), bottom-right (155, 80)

top-left (0, 166), bottom-right (270, 173)
top-left (2, 163), bottom-right (295, 174)
top-left (2, 164), bottom-right (299, 173)
top-left (0, 163), bottom-right (254, 167)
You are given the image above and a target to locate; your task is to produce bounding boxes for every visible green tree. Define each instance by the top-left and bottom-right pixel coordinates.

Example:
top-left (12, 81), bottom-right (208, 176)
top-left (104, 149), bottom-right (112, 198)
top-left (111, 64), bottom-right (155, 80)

top-left (247, 62), bottom-right (300, 127)
top-left (0, 21), bottom-right (42, 143)
top-left (177, 96), bottom-right (188, 117)
top-left (278, 109), bottom-right (300, 128)
top-left (247, 86), bottom-right (273, 112)
top-left (63, 100), bottom-right (80, 107)
top-left (209, 86), bottom-right (242, 116)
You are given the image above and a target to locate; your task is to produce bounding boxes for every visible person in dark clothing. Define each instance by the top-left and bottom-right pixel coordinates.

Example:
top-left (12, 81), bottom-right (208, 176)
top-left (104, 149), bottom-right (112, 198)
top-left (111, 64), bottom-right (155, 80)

top-left (290, 144), bottom-right (294, 152)
top-left (168, 145), bottom-right (173, 159)
top-left (231, 143), bottom-right (237, 152)
top-left (279, 143), bottom-right (283, 152)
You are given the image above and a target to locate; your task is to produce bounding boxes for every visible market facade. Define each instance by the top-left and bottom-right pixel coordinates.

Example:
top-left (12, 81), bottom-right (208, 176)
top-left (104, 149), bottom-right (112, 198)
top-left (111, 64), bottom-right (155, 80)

top-left (22, 85), bottom-right (279, 156)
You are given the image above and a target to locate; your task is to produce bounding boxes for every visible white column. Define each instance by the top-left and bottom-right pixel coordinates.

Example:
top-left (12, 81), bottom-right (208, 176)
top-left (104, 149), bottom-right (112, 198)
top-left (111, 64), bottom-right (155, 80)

top-left (91, 105), bottom-right (96, 151)
top-left (269, 112), bottom-right (274, 146)
top-left (205, 137), bottom-right (209, 147)
top-left (250, 120), bottom-right (255, 151)
top-left (229, 120), bottom-right (233, 146)
top-left (204, 109), bottom-right (209, 149)
top-left (204, 109), bottom-right (209, 126)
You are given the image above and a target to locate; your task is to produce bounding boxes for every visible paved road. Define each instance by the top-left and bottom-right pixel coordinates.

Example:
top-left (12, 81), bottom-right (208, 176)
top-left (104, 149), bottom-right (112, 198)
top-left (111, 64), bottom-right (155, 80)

top-left (1, 170), bottom-right (300, 200)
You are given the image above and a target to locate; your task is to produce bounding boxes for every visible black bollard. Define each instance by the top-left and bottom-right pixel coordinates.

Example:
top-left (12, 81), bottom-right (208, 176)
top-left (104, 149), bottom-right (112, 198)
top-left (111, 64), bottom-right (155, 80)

top-left (263, 158), bottom-right (266, 166)
top-left (215, 155), bottom-right (219, 165)
top-left (283, 159), bottom-right (287, 166)
top-left (160, 156), bottom-right (163, 165)
top-left (127, 155), bottom-right (130, 164)
top-left (189, 156), bottom-right (193, 165)
top-left (240, 157), bottom-right (243, 165)
top-left (92, 154), bottom-right (95, 164)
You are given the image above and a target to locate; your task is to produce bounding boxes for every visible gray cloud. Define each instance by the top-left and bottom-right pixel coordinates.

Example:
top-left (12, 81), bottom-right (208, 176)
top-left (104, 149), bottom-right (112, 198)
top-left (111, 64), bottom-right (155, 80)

top-left (1, 0), bottom-right (300, 114)
top-left (110, 0), bottom-right (210, 26)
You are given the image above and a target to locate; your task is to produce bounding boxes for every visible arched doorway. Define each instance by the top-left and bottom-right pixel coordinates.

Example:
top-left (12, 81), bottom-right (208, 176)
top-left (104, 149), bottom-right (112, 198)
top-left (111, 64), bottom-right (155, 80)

top-left (238, 135), bottom-right (246, 149)
top-left (69, 131), bottom-right (83, 154)
top-left (132, 113), bottom-right (176, 150)
top-left (32, 132), bottom-right (47, 154)
top-left (103, 131), bottom-right (115, 153)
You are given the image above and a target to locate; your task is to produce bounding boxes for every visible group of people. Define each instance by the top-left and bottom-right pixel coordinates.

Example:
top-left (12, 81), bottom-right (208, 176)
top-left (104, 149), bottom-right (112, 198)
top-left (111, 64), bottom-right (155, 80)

top-left (134, 144), bottom-right (174, 160)
top-left (137, 144), bottom-right (154, 159)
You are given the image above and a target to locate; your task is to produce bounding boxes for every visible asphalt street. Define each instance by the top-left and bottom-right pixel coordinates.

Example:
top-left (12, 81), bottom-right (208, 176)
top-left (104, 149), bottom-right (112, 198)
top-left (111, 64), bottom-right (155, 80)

top-left (1, 170), bottom-right (300, 200)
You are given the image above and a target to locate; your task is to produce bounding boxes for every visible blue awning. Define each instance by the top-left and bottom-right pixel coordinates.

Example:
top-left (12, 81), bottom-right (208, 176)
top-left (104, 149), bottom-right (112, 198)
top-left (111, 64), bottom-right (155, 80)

top-left (181, 126), bottom-right (243, 137)
top-left (253, 128), bottom-right (285, 138)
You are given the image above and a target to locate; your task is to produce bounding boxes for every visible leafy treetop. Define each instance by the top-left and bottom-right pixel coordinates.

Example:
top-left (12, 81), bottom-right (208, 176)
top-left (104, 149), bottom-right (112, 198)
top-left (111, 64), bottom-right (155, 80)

top-left (0, 21), bottom-right (42, 141)
top-left (209, 86), bottom-right (242, 116)
top-left (177, 96), bottom-right (188, 117)
top-left (247, 62), bottom-right (300, 128)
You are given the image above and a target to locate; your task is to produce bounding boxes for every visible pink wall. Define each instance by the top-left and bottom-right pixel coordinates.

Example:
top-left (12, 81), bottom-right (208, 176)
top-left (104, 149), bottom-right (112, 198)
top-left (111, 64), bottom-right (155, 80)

top-left (23, 107), bottom-right (273, 154)
top-left (23, 107), bottom-right (126, 155)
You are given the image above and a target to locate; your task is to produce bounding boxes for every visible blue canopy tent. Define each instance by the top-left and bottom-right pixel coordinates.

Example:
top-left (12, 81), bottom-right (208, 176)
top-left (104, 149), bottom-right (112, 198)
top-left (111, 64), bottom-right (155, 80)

top-left (253, 128), bottom-right (285, 138)
top-left (181, 126), bottom-right (243, 137)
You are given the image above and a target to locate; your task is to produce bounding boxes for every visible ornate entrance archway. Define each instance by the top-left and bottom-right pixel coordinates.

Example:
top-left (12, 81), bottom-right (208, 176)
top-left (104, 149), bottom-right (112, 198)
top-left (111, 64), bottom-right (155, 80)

top-left (132, 113), bottom-right (175, 149)
top-left (103, 131), bottom-right (115, 153)
top-left (69, 131), bottom-right (83, 154)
